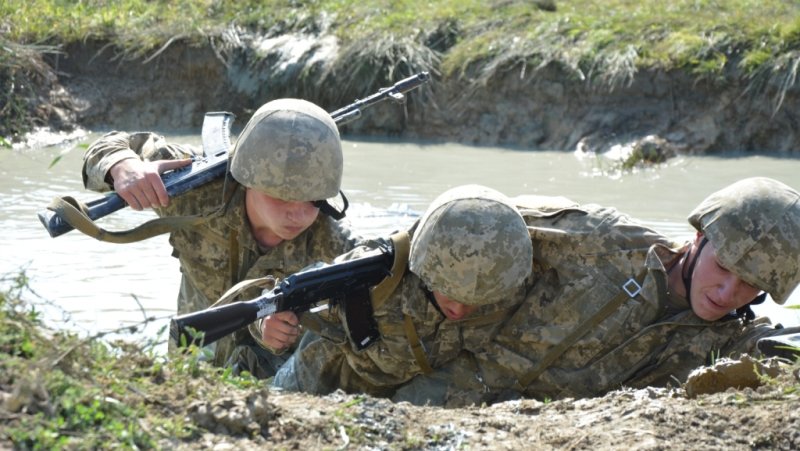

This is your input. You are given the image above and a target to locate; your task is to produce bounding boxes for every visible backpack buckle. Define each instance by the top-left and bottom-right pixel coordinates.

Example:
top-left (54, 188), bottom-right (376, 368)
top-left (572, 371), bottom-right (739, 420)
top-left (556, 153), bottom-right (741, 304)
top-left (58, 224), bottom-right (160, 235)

top-left (622, 278), bottom-right (642, 298)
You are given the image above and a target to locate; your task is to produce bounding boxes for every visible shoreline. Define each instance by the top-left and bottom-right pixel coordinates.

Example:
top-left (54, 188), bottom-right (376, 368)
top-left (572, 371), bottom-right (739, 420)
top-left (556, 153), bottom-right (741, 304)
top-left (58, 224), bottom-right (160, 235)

top-left (5, 34), bottom-right (800, 161)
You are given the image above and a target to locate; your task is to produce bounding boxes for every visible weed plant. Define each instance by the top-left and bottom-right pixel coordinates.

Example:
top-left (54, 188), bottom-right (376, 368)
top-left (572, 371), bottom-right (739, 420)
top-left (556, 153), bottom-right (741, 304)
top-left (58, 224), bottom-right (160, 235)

top-left (0, 273), bottom-right (261, 449)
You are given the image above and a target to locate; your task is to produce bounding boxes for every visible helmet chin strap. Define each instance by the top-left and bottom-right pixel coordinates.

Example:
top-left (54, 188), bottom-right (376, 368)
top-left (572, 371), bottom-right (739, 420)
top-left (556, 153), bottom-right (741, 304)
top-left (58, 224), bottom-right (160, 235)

top-left (736, 292), bottom-right (767, 321)
top-left (681, 236), bottom-right (709, 308)
top-left (313, 190), bottom-right (350, 220)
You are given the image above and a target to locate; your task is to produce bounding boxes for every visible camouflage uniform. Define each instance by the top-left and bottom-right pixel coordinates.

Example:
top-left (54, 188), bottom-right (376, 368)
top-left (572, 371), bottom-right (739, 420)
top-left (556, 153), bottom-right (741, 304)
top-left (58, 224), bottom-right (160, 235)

top-left (82, 100), bottom-right (360, 368)
top-left (83, 132), bottom-right (357, 314)
top-left (272, 185), bottom-right (533, 397)
top-left (397, 180), bottom-right (800, 407)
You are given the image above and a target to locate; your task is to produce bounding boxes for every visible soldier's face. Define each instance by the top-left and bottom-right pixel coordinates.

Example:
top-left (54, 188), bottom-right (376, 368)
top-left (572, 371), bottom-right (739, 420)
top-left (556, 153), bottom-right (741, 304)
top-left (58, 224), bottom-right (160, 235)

top-left (432, 291), bottom-right (478, 321)
top-left (688, 233), bottom-right (761, 321)
top-left (245, 188), bottom-right (319, 248)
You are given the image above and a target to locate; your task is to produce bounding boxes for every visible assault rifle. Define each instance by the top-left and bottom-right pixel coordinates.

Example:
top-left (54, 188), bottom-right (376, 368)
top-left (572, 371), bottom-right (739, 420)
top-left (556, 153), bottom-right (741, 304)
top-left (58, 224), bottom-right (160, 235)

top-left (38, 71), bottom-right (430, 238)
top-left (757, 333), bottom-right (800, 362)
top-left (170, 242), bottom-right (395, 351)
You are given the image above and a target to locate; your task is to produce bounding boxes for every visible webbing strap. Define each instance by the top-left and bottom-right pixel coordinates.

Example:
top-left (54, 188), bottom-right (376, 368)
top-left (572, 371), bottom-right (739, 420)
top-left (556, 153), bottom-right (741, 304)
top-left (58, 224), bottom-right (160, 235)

top-left (210, 275), bottom-right (275, 308)
top-left (517, 271), bottom-right (648, 388)
top-left (370, 231), bottom-right (410, 308)
top-left (457, 308), bottom-right (512, 328)
top-left (228, 229), bottom-right (240, 288)
top-left (47, 196), bottom-right (210, 243)
top-left (403, 314), bottom-right (434, 374)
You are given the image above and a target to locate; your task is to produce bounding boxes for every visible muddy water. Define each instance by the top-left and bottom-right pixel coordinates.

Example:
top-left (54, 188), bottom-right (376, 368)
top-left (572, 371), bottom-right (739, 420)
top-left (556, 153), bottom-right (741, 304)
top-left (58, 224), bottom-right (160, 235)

top-left (2, 132), bottom-right (799, 348)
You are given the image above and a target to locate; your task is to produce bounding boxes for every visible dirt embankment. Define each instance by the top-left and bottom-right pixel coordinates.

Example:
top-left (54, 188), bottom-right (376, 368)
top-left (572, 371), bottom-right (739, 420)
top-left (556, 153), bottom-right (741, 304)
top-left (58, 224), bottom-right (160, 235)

top-left (37, 35), bottom-right (800, 156)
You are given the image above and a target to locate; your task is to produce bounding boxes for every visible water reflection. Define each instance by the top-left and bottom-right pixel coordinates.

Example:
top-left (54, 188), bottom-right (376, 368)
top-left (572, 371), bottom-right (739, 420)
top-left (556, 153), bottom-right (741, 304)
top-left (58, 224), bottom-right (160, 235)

top-left (1, 133), bottom-right (798, 348)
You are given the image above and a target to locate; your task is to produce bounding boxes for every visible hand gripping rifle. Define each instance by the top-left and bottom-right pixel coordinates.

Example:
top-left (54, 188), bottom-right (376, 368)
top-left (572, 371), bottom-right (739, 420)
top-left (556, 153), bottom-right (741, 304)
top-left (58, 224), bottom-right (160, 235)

top-left (38, 72), bottom-right (430, 238)
top-left (170, 241), bottom-right (397, 351)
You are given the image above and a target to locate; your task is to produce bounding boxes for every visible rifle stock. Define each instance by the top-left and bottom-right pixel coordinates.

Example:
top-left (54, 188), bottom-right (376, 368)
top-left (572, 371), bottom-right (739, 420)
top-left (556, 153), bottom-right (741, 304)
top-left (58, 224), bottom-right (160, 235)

top-left (39, 71), bottom-right (430, 238)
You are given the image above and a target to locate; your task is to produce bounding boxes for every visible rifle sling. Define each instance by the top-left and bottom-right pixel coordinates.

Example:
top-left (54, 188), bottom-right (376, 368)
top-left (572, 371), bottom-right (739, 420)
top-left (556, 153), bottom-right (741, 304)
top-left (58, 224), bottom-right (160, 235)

top-left (48, 195), bottom-right (211, 244)
top-left (516, 269), bottom-right (654, 389)
top-left (210, 275), bottom-right (275, 309)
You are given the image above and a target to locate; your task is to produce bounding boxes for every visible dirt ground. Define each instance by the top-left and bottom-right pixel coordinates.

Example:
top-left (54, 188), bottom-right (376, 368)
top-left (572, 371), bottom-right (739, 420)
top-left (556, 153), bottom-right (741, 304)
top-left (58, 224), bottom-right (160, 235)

top-left (161, 357), bottom-right (800, 450)
top-left (2, 327), bottom-right (798, 450)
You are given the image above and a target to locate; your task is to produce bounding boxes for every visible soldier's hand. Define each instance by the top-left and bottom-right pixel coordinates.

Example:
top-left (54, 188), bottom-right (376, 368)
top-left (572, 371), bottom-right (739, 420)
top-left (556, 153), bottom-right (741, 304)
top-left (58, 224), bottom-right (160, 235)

top-left (261, 311), bottom-right (301, 351)
top-left (108, 158), bottom-right (192, 210)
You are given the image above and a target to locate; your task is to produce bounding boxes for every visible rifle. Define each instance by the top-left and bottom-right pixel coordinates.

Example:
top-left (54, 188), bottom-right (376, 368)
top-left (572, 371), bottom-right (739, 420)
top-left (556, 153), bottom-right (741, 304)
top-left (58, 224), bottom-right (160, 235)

top-left (757, 333), bottom-right (800, 362)
top-left (170, 242), bottom-right (395, 351)
top-left (38, 71), bottom-right (430, 238)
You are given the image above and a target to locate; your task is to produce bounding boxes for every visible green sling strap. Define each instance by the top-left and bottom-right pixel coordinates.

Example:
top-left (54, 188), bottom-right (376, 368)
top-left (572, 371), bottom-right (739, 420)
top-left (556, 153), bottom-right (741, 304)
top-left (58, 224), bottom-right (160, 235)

top-left (47, 195), bottom-right (213, 244)
top-left (47, 175), bottom-right (241, 244)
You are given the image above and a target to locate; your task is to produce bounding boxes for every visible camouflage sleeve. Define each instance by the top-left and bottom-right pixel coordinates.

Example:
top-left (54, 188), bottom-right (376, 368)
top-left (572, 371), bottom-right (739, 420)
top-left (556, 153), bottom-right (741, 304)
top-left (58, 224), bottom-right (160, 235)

top-left (82, 131), bottom-right (201, 191)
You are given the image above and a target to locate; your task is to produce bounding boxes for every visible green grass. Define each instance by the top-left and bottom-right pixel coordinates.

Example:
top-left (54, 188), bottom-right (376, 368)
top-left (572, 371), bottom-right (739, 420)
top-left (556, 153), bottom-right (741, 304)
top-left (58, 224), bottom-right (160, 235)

top-left (3, 0), bottom-right (800, 79)
top-left (2, 0), bottom-right (800, 138)
top-left (0, 272), bottom-right (262, 449)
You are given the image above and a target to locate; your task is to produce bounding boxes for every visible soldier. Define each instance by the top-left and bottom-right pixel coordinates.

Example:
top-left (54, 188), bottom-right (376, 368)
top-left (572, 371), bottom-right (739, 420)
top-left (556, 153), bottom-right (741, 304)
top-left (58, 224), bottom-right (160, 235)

top-left (82, 98), bottom-right (360, 367)
top-left (266, 184), bottom-right (534, 397)
top-left (393, 177), bottom-right (800, 407)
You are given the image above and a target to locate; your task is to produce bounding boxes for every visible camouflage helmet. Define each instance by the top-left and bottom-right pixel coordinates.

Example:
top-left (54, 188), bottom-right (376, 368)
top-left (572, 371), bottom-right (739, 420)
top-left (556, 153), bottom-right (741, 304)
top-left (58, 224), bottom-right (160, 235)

top-left (688, 177), bottom-right (800, 304)
top-left (409, 184), bottom-right (533, 306)
top-left (230, 98), bottom-right (342, 201)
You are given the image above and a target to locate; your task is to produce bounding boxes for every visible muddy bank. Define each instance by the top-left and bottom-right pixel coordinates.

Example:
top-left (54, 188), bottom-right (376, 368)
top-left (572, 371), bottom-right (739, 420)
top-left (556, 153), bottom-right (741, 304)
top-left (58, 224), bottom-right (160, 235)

top-left (30, 35), bottom-right (800, 154)
top-left (3, 282), bottom-right (800, 449)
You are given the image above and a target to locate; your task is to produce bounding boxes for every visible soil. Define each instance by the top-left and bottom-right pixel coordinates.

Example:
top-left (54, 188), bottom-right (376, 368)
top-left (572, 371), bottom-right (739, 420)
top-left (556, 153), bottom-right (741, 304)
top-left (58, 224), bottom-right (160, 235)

top-left (143, 357), bottom-right (800, 450)
top-left (26, 33), bottom-right (800, 157)
top-left (3, 320), bottom-right (799, 450)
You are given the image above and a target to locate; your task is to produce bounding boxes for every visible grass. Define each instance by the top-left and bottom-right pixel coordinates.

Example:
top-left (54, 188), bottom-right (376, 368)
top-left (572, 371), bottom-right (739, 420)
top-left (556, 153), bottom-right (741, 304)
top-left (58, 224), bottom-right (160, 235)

top-left (0, 272), bottom-right (263, 449)
top-left (3, 0), bottom-right (800, 79)
top-left (2, 1), bottom-right (800, 138)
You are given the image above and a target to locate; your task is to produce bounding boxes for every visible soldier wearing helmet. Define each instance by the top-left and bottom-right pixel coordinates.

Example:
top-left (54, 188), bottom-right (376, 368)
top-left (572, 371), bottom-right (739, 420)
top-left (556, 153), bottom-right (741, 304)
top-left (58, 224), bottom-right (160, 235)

top-left (82, 98), bottom-right (360, 367)
top-left (682, 177), bottom-right (800, 320)
top-left (268, 184), bottom-right (533, 398)
top-left (389, 177), bottom-right (800, 407)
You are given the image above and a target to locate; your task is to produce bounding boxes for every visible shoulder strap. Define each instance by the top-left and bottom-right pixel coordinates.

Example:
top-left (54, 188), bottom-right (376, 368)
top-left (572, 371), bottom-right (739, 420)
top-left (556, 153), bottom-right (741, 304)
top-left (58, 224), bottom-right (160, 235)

top-left (403, 313), bottom-right (434, 374)
top-left (370, 231), bottom-right (410, 307)
top-left (367, 230), bottom-right (434, 373)
top-left (517, 269), bottom-right (656, 389)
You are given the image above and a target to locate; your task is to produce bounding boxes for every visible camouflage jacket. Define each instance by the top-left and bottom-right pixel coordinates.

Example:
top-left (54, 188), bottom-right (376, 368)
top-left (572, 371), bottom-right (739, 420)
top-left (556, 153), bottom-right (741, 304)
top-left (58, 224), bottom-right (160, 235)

top-left (413, 197), bottom-right (797, 406)
top-left (280, 230), bottom-right (529, 398)
top-left (82, 131), bottom-right (360, 316)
